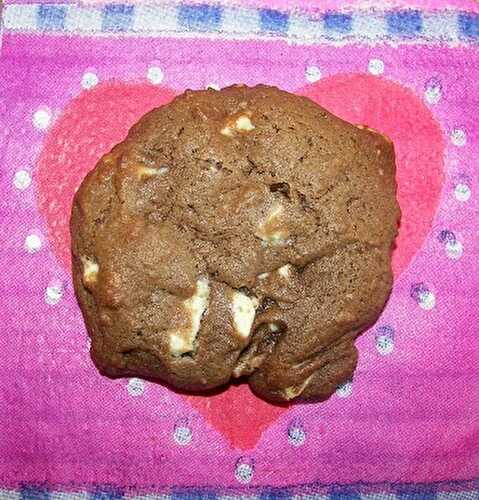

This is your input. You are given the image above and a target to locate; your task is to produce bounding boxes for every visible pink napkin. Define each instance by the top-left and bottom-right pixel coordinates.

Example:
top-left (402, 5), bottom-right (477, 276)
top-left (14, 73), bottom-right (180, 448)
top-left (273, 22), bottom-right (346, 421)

top-left (1, 0), bottom-right (478, 497)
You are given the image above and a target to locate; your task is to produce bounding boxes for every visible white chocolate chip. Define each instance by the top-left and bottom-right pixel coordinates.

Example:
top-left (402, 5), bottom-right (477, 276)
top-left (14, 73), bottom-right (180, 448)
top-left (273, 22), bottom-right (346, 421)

top-left (270, 204), bottom-right (282, 217)
top-left (232, 292), bottom-right (259, 339)
top-left (258, 272), bottom-right (269, 280)
top-left (169, 333), bottom-right (190, 354)
top-left (232, 365), bottom-right (244, 378)
top-left (221, 114), bottom-right (255, 136)
top-left (136, 166), bottom-right (168, 178)
top-left (220, 125), bottom-right (234, 137)
top-left (268, 323), bottom-right (280, 332)
top-left (278, 265), bottom-right (291, 279)
top-left (255, 203), bottom-right (289, 245)
top-left (169, 278), bottom-right (210, 356)
top-left (184, 278), bottom-right (209, 334)
top-left (235, 115), bottom-right (255, 132)
top-left (206, 83), bottom-right (220, 91)
top-left (81, 257), bottom-right (99, 285)
top-left (283, 374), bottom-right (314, 400)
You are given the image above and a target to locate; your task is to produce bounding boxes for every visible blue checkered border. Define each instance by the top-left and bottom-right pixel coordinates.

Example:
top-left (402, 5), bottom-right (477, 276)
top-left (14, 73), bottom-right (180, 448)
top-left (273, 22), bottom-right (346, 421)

top-left (1, 479), bottom-right (479, 500)
top-left (2, 3), bottom-right (479, 44)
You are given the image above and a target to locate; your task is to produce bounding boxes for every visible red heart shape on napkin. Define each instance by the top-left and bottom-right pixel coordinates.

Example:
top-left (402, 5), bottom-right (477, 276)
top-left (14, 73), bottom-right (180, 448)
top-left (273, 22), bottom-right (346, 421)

top-left (37, 74), bottom-right (443, 450)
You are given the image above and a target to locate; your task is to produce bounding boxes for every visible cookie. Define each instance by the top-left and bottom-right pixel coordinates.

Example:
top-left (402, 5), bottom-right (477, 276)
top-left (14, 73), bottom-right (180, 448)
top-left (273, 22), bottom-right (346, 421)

top-left (71, 84), bottom-right (400, 403)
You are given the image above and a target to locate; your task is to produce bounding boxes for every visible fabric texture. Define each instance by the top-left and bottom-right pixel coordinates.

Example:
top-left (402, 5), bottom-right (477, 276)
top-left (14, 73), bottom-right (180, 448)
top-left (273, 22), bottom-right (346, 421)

top-left (1, 0), bottom-right (478, 498)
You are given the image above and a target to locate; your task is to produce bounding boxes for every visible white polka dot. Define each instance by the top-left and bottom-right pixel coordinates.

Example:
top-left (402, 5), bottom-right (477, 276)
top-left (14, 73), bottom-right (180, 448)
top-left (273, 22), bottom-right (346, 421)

top-left (368, 58), bottom-right (384, 75)
top-left (24, 233), bottom-right (42, 253)
top-left (336, 380), bottom-right (353, 398)
top-left (173, 426), bottom-right (192, 445)
top-left (454, 183), bottom-right (471, 202)
top-left (445, 240), bottom-right (463, 260)
top-left (418, 290), bottom-right (435, 310)
top-left (424, 78), bottom-right (442, 105)
top-left (235, 462), bottom-right (253, 484)
top-left (305, 65), bottom-right (322, 83)
top-left (13, 170), bottom-right (31, 190)
top-left (33, 107), bottom-right (52, 130)
top-left (45, 284), bottom-right (63, 305)
top-left (376, 335), bottom-right (394, 355)
top-left (451, 128), bottom-right (467, 147)
top-left (206, 83), bottom-right (220, 90)
top-left (147, 66), bottom-right (164, 85)
top-left (288, 425), bottom-right (306, 446)
top-left (127, 377), bottom-right (145, 396)
top-left (81, 71), bottom-right (99, 90)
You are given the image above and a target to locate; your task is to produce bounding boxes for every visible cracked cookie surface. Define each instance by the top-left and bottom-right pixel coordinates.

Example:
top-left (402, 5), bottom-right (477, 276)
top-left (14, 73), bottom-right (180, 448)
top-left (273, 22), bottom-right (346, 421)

top-left (71, 85), bottom-right (400, 403)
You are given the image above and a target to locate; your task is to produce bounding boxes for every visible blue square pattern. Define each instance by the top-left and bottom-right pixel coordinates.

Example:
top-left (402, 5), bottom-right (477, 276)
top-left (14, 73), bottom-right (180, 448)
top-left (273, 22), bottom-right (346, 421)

top-left (102, 4), bottom-right (135, 32)
top-left (171, 490), bottom-right (216, 500)
top-left (387, 10), bottom-right (423, 36)
top-left (259, 8), bottom-right (289, 34)
top-left (177, 4), bottom-right (222, 32)
top-left (395, 483), bottom-right (438, 500)
top-left (259, 488), bottom-right (291, 500)
top-left (458, 13), bottom-right (479, 39)
top-left (89, 487), bottom-right (124, 500)
top-left (20, 486), bottom-right (49, 500)
top-left (323, 12), bottom-right (353, 33)
top-left (329, 485), bottom-right (361, 500)
top-left (37, 5), bottom-right (66, 31)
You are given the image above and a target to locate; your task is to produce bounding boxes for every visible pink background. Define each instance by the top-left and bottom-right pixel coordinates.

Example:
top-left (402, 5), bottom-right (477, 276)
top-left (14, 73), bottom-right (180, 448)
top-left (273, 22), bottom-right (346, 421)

top-left (1, 1), bottom-right (478, 493)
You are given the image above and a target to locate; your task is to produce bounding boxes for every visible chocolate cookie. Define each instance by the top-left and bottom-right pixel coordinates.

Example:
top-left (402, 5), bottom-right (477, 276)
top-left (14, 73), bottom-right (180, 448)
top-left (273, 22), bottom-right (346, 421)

top-left (71, 85), bottom-right (400, 403)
